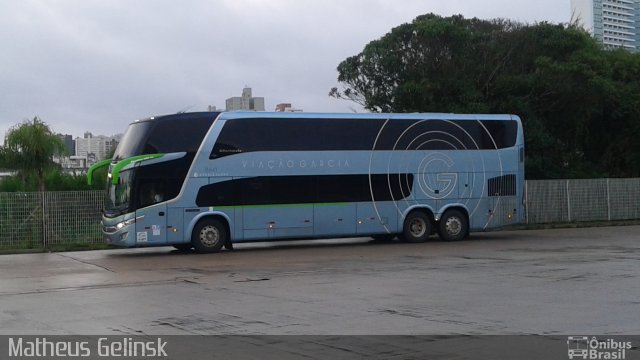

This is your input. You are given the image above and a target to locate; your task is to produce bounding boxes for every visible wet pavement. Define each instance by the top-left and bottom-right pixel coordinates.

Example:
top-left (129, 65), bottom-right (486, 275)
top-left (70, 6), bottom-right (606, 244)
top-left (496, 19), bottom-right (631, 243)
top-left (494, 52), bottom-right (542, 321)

top-left (0, 226), bottom-right (638, 335)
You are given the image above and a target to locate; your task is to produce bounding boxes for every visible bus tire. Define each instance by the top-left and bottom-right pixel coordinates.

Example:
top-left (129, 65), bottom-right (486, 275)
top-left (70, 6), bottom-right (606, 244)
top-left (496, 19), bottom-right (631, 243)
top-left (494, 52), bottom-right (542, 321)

top-left (438, 209), bottom-right (468, 242)
top-left (192, 218), bottom-right (226, 253)
top-left (402, 211), bottom-right (431, 243)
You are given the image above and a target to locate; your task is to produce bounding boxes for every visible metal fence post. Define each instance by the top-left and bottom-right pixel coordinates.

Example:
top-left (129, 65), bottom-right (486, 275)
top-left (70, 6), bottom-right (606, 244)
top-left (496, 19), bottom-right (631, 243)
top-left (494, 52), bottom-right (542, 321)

top-left (525, 180), bottom-right (529, 225)
top-left (606, 178), bottom-right (611, 221)
top-left (566, 180), bottom-right (571, 222)
top-left (41, 191), bottom-right (47, 247)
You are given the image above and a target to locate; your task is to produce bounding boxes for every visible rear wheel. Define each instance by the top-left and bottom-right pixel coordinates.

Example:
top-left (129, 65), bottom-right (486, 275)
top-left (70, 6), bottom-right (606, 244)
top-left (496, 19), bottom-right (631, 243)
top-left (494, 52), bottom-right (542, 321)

top-left (438, 209), bottom-right (468, 242)
top-left (402, 211), bottom-right (432, 243)
top-left (192, 218), bottom-right (227, 253)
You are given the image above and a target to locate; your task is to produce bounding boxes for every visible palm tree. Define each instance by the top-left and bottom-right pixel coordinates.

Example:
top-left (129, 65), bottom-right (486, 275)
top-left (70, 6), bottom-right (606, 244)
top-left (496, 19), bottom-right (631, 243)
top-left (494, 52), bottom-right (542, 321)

top-left (3, 117), bottom-right (66, 192)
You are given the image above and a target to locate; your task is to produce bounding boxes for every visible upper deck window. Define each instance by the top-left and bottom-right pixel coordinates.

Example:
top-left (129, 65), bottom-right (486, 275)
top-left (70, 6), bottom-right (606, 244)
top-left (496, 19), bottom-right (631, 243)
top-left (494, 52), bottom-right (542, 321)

top-left (211, 117), bottom-right (518, 158)
top-left (211, 118), bottom-right (384, 158)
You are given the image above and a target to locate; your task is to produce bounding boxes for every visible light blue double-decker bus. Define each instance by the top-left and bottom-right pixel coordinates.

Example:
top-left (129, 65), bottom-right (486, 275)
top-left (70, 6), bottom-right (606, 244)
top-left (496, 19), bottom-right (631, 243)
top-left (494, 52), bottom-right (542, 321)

top-left (88, 111), bottom-right (525, 253)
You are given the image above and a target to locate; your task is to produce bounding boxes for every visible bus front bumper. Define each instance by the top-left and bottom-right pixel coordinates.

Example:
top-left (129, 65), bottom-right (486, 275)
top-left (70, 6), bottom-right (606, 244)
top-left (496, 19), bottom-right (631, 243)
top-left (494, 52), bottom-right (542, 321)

top-left (102, 219), bottom-right (137, 247)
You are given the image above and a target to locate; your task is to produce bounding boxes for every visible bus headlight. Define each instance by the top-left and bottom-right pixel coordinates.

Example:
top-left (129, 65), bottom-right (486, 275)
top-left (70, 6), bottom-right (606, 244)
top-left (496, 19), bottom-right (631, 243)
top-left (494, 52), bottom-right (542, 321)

top-left (116, 218), bottom-right (136, 230)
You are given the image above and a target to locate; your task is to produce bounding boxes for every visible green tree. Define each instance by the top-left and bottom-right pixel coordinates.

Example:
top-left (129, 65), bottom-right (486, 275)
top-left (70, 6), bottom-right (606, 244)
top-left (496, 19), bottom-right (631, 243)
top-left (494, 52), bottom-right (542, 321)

top-left (331, 13), bottom-right (640, 179)
top-left (3, 117), bottom-right (67, 191)
top-left (330, 14), bottom-right (510, 113)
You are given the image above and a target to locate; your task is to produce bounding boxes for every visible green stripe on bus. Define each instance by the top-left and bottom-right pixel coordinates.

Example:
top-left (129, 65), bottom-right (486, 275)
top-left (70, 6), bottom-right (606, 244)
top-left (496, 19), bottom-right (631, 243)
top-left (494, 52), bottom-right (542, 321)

top-left (208, 202), bottom-right (350, 210)
top-left (111, 154), bottom-right (165, 185)
top-left (86, 159), bottom-right (112, 185)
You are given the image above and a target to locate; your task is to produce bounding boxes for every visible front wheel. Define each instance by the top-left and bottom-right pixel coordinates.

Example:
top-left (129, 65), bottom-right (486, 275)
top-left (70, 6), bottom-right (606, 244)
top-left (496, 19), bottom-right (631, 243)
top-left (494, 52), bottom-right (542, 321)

top-left (438, 209), bottom-right (468, 242)
top-left (192, 218), bottom-right (227, 253)
top-left (402, 211), bottom-right (432, 243)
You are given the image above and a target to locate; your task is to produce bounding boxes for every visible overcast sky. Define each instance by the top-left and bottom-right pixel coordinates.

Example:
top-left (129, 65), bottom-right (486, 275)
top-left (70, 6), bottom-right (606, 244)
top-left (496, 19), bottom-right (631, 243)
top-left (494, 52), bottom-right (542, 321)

top-left (0, 0), bottom-right (571, 141)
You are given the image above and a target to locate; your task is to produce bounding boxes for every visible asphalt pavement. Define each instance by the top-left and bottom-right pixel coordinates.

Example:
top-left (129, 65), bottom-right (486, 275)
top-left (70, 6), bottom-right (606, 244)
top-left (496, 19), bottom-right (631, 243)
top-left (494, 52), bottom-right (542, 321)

top-left (0, 225), bottom-right (638, 335)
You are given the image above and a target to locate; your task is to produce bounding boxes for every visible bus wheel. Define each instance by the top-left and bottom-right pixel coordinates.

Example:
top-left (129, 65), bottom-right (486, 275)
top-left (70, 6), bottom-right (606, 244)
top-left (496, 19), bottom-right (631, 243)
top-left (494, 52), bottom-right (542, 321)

top-left (192, 218), bottom-right (226, 253)
top-left (438, 209), bottom-right (468, 242)
top-left (402, 211), bottom-right (431, 243)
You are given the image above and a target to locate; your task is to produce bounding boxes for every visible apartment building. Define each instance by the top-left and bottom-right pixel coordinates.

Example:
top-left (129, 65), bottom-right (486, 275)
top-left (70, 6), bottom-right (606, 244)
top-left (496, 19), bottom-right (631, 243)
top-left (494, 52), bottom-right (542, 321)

top-left (572, 0), bottom-right (640, 51)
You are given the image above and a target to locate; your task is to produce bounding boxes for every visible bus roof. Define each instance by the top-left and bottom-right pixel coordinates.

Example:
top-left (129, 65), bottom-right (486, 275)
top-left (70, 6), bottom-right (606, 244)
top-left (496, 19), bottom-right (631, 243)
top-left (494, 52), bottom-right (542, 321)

top-left (218, 111), bottom-right (519, 122)
top-left (134, 111), bottom-right (520, 124)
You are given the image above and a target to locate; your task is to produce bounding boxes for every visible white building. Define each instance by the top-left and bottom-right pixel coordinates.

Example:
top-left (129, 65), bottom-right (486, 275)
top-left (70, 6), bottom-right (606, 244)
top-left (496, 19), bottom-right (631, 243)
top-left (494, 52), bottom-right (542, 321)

top-left (73, 132), bottom-right (121, 167)
top-left (225, 87), bottom-right (265, 111)
top-left (571, 0), bottom-right (640, 52)
top-left (75, 132), bottom-right (106, 162)
top-left (54, 156), bottom-right (89, 173)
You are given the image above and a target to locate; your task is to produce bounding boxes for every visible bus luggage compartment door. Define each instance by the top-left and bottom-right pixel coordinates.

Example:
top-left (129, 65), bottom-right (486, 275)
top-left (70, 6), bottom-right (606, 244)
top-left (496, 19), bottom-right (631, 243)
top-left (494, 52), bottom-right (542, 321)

top-left (242, 205), bottom-right (313, 240)
top-left (356, 202), bottom-right (397, 235)
top-left (313, 203), bottom-right (356, 237)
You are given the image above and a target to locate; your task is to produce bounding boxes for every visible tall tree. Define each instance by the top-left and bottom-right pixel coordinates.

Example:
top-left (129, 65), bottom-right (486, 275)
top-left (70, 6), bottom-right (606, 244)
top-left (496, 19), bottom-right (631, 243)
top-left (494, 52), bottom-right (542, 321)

top-left (331, 14), bottom-right (640, 179)
top-left (3, 117), bottom-right (66, 191)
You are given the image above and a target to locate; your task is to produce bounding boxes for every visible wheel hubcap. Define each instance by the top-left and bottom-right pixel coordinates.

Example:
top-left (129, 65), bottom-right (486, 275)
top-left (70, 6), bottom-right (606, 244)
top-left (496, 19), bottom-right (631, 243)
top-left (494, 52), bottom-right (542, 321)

top-left (410, 218), bottom-right (427, 237)
top-left (199, 225), bottom-right (220, 247)
top-left (445, 217), bottom-right (462, 236)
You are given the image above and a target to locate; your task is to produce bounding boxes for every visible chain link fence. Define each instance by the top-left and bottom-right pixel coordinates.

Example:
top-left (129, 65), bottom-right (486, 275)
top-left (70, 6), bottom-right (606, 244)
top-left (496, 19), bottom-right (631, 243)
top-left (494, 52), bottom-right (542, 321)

top-left (0, 192), bottom-right (43, 249)
top-left (43, 191), bottom-right (105, 246)
top-left (526, 178), bottom-right (640, 224)
top-left (0, 178), bottom-right (639, 249)
top-left (0, 191), bottom-right (104, 249)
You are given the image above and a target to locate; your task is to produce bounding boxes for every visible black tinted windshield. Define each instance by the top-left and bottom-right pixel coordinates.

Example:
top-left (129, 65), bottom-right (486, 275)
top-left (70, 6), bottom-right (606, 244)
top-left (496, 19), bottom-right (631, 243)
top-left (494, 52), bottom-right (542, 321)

top-left (104, 169), bottom-right (133, 216)
top-left (112, 113), bottom-right (217, 161)
top-left (112, 121), bottom-right (153, 161)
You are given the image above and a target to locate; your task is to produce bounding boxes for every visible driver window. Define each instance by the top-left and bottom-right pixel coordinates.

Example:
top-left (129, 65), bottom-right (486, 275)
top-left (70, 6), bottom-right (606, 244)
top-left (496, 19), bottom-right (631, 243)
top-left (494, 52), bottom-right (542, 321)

top-left (138, 180), bottom-right (166, 208)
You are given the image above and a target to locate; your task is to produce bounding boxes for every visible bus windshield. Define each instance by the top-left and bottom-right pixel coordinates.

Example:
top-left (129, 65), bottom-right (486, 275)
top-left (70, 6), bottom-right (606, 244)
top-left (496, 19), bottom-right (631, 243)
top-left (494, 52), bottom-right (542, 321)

top-left (104, 169), bottom-right (134, 217)
top-left (113, 121), bottom-right (153, 161)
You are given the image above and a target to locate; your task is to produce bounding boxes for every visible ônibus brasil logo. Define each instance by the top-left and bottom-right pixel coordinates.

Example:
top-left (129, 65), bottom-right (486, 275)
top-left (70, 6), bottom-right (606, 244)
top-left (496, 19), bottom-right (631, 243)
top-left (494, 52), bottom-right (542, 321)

top-left (567, 336), bottom-right (632, 360)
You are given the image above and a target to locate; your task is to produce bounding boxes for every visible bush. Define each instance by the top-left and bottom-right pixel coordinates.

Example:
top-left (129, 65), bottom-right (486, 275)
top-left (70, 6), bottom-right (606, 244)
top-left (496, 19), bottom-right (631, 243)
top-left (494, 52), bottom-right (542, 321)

top-left (0, 169), bottom-right (107, 192)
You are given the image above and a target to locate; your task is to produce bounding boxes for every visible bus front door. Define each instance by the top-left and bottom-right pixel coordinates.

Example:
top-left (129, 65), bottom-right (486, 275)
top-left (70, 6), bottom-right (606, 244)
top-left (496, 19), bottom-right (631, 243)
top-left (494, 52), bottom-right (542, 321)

top-left (134, 179), bottom-right (168, 246)
top-left (134, 202), bottom-right (168, 246)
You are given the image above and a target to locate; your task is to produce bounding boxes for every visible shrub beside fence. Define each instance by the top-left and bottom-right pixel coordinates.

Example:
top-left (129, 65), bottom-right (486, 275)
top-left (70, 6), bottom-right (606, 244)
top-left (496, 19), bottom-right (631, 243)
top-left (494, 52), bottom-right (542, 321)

top-left (0, 179), bottom-right (639, 249)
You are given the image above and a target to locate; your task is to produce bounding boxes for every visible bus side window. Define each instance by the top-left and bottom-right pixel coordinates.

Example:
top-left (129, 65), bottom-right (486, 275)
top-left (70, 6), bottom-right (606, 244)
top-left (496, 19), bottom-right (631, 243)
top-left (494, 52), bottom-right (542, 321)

top-left (241, 178), bottom-right (270, 206)
top-left (138, 179), bottom-right (165, 208)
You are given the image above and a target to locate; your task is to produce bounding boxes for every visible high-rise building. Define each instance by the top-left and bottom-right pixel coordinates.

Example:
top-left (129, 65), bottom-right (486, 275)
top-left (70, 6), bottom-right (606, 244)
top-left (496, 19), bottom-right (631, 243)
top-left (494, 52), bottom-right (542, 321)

top-left (57, 134), bottom-right (75, 156)
top-left (54, 132), bottom-right (120, 169)
top-left (225, 86), bottom-right (265, 111)
top-left (74, 132), bottom-right (120, 165)
top-left (571, 0), bottom-right (640, 52)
